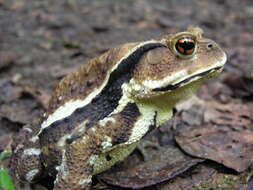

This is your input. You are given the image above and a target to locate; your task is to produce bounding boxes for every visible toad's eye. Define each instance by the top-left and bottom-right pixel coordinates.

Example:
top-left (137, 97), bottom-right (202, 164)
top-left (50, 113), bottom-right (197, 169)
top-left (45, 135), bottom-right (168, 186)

top-left (175, 36), bottom-right (196, 56)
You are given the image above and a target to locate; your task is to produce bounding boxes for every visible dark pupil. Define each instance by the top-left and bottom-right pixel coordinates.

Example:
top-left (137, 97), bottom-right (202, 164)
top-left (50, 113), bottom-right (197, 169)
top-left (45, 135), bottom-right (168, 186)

top-left (176, 37), bottom-right (195, 55)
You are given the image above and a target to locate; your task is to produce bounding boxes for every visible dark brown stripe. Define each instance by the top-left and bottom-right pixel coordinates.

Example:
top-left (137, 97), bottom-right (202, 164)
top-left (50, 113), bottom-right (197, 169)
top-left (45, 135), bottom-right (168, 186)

top-left (142, 110), bottom-right (157, 139)
top-left (111, 103), bottom-right (141, 145)
top-left (39, 42), bottom-right (166, 146)
top-left (153, 66), bottom-right (222, 92)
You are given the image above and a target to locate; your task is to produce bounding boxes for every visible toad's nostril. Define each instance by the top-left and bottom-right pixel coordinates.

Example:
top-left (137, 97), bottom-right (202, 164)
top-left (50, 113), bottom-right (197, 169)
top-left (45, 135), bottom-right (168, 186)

top-left (207, 42), bottom-right (214, 49)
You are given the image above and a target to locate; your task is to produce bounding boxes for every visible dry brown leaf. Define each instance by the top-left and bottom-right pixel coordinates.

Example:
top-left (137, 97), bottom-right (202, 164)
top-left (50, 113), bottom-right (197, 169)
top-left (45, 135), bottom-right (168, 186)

top-left (175, 101), bottom-right (253, 172)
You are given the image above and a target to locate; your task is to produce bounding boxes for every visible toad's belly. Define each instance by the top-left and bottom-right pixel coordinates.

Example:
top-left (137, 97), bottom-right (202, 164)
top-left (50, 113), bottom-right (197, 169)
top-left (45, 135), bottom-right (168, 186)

top-left (92, 142), bottom-right (138, 175)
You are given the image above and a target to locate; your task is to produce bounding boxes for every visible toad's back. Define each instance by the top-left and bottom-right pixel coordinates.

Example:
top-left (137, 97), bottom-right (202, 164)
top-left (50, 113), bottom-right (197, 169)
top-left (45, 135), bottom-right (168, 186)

top-left (36, 41), bottom-right (166, 176)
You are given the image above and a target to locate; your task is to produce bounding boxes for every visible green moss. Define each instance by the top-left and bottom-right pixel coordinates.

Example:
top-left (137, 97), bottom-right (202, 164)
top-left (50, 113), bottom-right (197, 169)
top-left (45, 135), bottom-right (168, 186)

top-left (0, 168), bottom-right (15, 190)
top-left (0, 152), bottom-right (11, 161)
top-left (195, 173), bottom-right (241, 190)
top-left (62, 41), bottom-right (81, 49)
top-left (0, 152), bottom-right (15, 190)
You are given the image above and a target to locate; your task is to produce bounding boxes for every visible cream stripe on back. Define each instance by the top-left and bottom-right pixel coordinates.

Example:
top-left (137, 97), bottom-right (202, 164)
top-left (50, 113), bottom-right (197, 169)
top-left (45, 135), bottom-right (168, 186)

top-left (40, 40), bottom-right (163, 131)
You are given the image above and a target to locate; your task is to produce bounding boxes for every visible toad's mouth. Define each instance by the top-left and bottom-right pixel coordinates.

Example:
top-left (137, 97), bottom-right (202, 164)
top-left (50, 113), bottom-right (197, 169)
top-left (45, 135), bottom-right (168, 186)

top-left (152, 66), bottom-right (223, 92)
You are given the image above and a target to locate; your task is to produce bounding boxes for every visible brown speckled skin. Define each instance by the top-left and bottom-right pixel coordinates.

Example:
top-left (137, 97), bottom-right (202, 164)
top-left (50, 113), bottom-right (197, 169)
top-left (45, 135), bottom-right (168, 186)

top-left (41, 103), bottom-right (141, 179)
top-left (47, 43), bottom-right (137, 116)
top-left (54, 103), bottom-right (140, 190)
top-left (11, 27), bottom-right (226, 190)
top-left (12, 40), bottom-right (164, 189)
top-left (10, 127), bottom-right (43, 182)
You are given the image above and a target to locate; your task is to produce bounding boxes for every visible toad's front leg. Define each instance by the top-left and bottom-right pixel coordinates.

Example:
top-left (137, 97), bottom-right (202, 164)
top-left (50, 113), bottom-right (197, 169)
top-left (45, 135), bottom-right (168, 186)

top-left (54, 131), bottom-right (101, 190)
